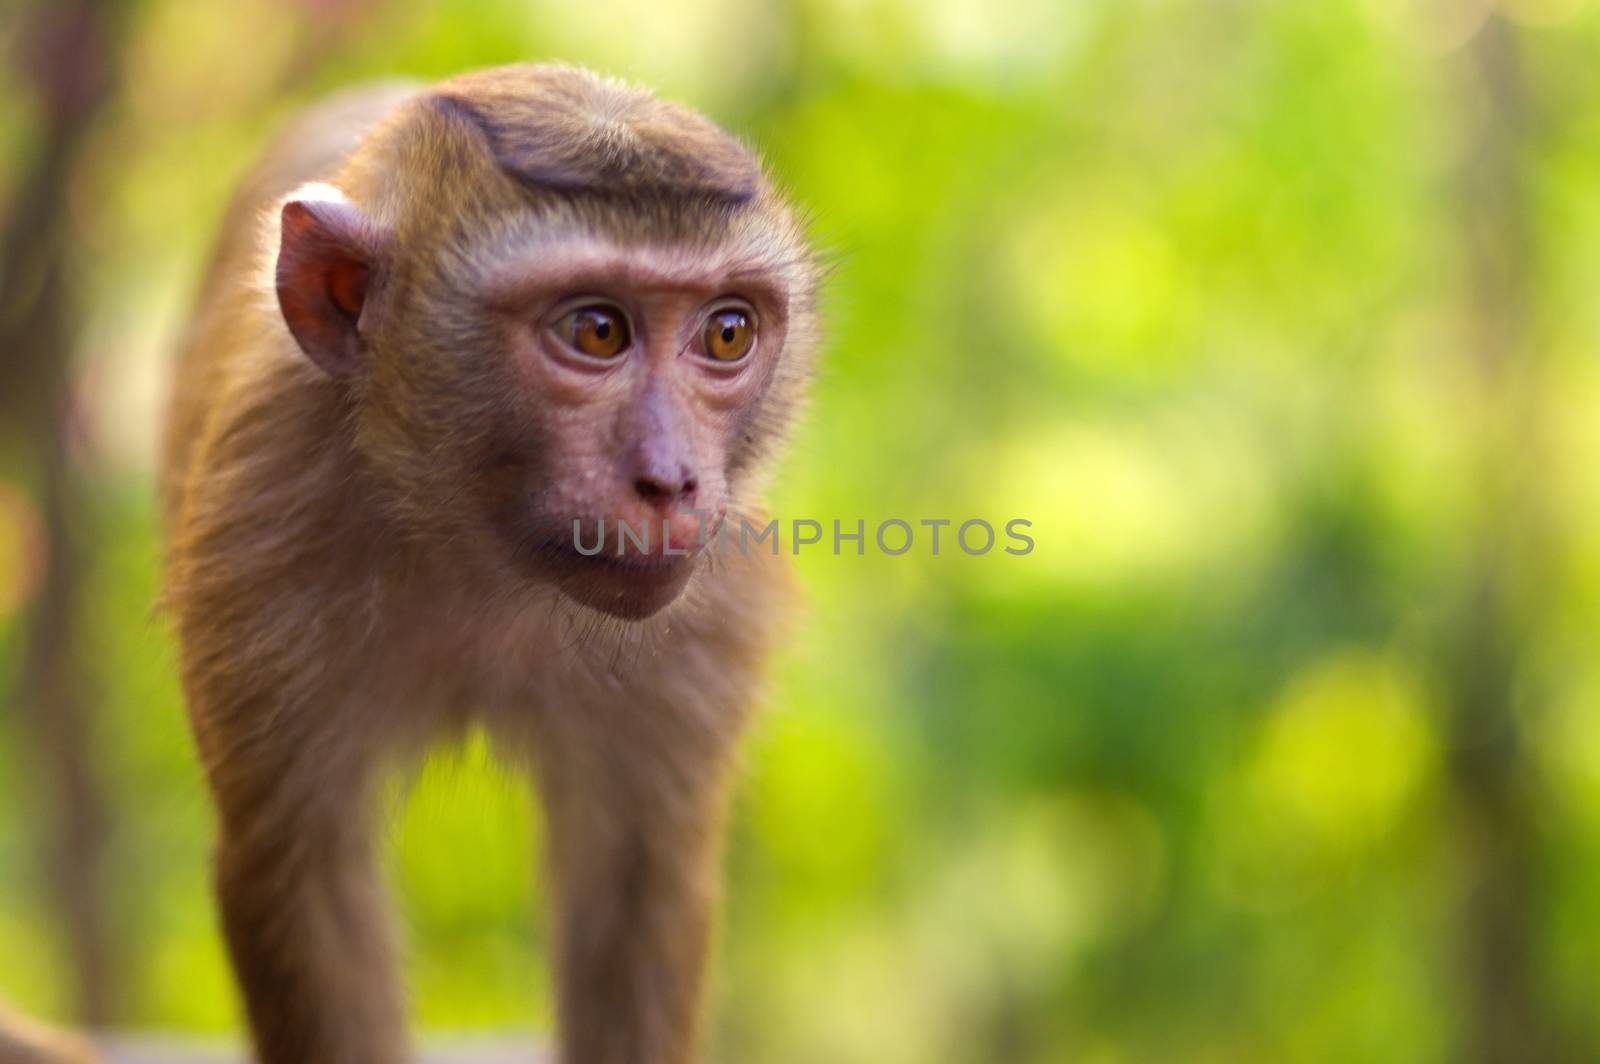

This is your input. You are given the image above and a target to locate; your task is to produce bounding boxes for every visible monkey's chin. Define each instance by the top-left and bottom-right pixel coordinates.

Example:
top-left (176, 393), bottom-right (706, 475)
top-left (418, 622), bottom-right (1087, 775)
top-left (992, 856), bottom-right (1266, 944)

top-left (548, 550), bottom-right (697, 620)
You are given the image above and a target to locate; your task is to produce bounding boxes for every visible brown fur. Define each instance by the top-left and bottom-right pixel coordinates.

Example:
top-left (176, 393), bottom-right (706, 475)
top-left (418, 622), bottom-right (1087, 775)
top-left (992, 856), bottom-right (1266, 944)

top-left (159, 64), bottom-right (819, 1064)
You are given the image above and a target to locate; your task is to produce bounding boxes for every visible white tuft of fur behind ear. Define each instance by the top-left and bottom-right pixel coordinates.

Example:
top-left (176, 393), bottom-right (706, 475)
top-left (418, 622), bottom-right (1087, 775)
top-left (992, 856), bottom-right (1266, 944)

top-left (287, 181), bottom-right (352, 206)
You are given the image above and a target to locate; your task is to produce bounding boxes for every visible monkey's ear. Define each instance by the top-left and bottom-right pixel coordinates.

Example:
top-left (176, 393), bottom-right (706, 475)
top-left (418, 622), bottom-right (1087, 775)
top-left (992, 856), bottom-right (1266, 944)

top-left (275, 187), bottom-right (388, 378)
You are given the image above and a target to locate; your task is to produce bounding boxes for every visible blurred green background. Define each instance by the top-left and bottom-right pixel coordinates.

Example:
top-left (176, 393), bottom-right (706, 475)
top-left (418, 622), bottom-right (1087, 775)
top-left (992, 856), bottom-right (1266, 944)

top-left (4, 0), bottom-right (1600, 1060)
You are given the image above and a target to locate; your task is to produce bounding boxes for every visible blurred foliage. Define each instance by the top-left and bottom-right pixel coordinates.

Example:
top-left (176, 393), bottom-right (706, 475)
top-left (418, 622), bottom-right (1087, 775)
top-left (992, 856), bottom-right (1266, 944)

top-left (4, 0), bottom-right (1600, 1060)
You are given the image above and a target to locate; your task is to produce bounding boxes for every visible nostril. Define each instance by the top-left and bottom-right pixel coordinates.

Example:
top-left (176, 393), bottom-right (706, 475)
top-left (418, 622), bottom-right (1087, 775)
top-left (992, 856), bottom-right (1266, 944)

top-left (634, 477), bottom-right (669, 503)
top-left (633, 469), bottom-right (697, 506)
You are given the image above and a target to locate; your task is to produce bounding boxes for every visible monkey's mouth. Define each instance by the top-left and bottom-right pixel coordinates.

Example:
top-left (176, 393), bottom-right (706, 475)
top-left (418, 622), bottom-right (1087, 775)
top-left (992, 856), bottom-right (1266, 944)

top-left (565, 547), bottom-right (692, 576)
top-left (528, 539), bottom-right (699, 620)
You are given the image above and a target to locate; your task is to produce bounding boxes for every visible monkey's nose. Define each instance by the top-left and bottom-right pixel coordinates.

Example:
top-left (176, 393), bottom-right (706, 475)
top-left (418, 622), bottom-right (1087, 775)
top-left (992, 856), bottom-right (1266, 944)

top-left (632, 466), bottom-right (698, 508)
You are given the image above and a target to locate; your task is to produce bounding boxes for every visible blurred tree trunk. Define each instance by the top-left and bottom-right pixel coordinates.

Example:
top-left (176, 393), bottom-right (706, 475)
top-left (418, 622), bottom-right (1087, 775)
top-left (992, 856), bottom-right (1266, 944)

top-left (1446, 13), bottom-right (1561, 1064)
top-left (0, 0), bottom-right (120, 1028)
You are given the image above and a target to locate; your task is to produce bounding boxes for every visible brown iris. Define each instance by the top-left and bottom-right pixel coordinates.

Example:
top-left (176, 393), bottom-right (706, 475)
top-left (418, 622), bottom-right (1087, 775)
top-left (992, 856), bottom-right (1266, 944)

top-left (562, 305), bottom-right (629, 359)
top-left (703, 308), bottom-right (754, 362)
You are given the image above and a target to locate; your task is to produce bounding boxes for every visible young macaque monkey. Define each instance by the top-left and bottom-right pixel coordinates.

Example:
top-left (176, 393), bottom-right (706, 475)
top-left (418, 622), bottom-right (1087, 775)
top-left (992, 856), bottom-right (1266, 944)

top-left (158, 64), bottom-right (818, 1064)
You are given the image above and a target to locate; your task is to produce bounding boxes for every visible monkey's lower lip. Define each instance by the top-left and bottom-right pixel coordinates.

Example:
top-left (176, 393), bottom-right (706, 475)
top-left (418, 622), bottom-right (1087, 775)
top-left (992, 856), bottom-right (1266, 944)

top-left (539, 542), bottom-right (697, 619)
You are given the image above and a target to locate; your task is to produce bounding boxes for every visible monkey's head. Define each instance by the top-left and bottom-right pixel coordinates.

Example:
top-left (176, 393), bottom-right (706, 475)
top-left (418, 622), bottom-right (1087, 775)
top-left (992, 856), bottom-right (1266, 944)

top-left (271, 65), bottom-right (818, 619)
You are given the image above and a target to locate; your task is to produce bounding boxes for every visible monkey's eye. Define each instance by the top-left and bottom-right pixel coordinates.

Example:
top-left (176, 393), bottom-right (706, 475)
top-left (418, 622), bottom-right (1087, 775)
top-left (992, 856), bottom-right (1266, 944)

top-left (560, 305), bottom-right (631, 359)
top-left (702, 308), bottom-right (755, 362)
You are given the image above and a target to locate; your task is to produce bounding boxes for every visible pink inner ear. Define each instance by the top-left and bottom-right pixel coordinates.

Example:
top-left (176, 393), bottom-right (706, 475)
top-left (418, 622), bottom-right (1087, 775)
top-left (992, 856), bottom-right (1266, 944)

top-left (276, 197), bottom-right (383, 378)
top-left (327, 259), bottom-right (370, 320)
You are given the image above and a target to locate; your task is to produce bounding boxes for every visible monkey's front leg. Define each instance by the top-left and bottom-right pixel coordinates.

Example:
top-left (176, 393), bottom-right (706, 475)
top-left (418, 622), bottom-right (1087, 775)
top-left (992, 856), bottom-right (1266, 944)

top-left (199, 704), bottom-right (407, 1064)
top-left (534, 727), bottom-right (737, 1064)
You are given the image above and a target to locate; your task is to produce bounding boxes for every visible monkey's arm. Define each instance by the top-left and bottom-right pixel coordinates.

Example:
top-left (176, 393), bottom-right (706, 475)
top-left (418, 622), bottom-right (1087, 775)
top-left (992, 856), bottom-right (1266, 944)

top-left (522, 551), bottom-right (790, 1064)
top-left (533, 724), bottom-right (737, 1064)
top-left (193, 680), bottom-right (407, 1064)
top-left (167, 364), bottom-right (416, 1064)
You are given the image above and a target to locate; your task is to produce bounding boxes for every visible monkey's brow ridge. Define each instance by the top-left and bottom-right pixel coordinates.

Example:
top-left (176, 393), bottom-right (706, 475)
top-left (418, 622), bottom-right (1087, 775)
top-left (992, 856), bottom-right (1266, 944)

top-left (432, 92), bottom-right (760, 207)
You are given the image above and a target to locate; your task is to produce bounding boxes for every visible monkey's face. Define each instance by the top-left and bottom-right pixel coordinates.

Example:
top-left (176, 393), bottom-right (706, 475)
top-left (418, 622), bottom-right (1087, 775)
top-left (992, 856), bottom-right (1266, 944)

top-left (462, 233), bottom-right (793, 619)
top-left (302, 207), bottom-right (806, 621)
top-left (273, 77), bottom-right (814, 621)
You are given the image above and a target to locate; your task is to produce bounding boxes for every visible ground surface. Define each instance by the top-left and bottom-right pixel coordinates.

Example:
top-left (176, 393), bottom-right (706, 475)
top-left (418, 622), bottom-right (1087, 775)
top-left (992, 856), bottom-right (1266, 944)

top-left (100, 1037), bottom-right (548, 1063)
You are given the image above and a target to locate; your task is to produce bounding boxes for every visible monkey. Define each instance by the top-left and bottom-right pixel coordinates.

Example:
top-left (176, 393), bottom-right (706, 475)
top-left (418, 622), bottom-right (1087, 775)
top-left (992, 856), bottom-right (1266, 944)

top-left (153, 63), bottom-right (819, 1064)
